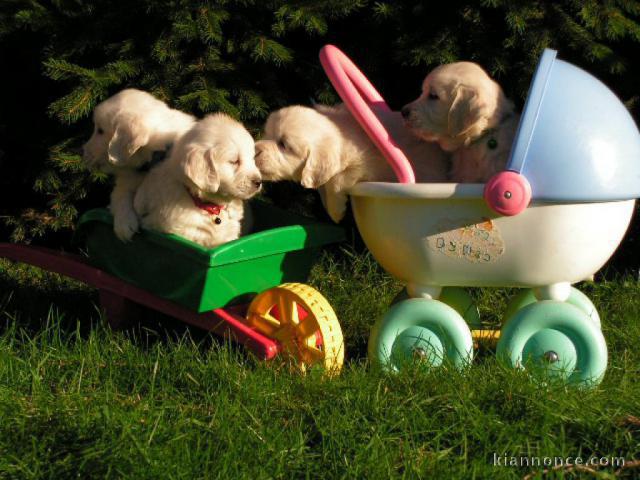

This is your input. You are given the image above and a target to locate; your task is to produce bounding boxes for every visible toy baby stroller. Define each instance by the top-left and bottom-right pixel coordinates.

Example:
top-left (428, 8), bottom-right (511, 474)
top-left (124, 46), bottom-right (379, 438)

top-left (320, 45), bottom-right (640, 385)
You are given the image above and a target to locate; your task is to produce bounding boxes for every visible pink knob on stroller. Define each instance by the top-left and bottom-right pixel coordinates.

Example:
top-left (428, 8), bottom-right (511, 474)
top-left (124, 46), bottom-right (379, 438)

top-left (319, 45), bottom-right (416, 184)
top-left (483, 171), bottom-right (532, 216)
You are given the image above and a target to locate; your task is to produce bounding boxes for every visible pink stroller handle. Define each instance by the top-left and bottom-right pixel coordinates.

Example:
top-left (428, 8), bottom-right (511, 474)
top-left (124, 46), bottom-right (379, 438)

top-left (319, 45), bottom-right (416, 184)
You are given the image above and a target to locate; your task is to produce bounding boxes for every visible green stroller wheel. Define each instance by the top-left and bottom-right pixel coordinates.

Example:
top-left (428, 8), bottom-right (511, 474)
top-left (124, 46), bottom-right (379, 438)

top-left (369, 298), bottom-right (473, 371)
top-left (498, 301), bottom-right (607, 386)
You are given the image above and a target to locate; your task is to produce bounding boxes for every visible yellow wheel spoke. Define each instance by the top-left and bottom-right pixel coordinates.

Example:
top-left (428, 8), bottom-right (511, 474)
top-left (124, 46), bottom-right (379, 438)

top-left (277, 295), bottom-right (291, 324)
top-left (272, 324), bottom-right (295, 344)
top-left (295, 317), bottom-right (319, 342)
top-left (247, 312), bottom-right (280, 336)
top-left (302, 346), bottom-right (325, 364)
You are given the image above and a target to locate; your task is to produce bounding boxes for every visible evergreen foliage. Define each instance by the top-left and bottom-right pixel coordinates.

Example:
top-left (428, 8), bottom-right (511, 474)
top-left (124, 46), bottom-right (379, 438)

top-left (1, 0), bottom-right (639, 245)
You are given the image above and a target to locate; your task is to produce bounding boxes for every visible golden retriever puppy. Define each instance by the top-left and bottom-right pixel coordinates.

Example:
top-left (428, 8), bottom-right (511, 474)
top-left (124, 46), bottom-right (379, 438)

top-left (133, 114), bottom-right (262, 249)
top-left (82, 89), bottom-right (196, 241)
top-left (401, 62), bottom-right (519, 182)
top-left (255, 104), bottom-right (448, 223)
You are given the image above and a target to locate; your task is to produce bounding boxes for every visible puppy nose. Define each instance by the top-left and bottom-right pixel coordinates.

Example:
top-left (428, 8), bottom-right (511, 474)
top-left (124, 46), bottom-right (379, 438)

top-left (401, 105), bottom-right (411, 119)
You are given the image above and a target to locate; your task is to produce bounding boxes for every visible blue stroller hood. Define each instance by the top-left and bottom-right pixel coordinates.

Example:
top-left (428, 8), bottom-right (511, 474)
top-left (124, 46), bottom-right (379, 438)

top-left (507, 49), bottom-right (640, 202)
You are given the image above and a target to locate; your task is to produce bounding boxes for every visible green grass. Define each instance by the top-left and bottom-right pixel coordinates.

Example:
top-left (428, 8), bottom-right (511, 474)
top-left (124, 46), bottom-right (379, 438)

top-left (1, 250), bottom-right (640, 479)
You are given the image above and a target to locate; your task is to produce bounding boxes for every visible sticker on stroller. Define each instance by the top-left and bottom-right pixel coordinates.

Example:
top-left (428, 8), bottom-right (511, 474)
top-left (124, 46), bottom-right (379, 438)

top-left (427, 219), bottom-right (505, 263)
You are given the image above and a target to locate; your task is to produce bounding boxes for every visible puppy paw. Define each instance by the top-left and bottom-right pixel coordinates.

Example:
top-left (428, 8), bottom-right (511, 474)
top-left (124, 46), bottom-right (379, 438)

top-left (114, 212), bottom-right (139, 242)
top-left (327, 204), bottom-right (346, 224)
top-left (325, 190), bottom-right (348, 224)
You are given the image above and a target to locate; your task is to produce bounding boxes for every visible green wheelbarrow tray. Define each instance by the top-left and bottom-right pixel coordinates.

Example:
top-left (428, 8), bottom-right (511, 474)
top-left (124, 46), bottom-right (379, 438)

top-left (76, 201), bottom-right (346, 312)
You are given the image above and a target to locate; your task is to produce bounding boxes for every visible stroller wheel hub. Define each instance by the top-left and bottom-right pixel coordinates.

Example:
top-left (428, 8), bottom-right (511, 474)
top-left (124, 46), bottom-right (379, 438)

top-left (543, 350), bottom-right (560, 363)
top-left (412, 347), bottom-right (428, 360)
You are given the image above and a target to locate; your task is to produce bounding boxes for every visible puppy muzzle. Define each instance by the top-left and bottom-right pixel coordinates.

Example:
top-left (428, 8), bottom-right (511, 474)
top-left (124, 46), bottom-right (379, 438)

top-left (254, 142), bottom-right (283, 180)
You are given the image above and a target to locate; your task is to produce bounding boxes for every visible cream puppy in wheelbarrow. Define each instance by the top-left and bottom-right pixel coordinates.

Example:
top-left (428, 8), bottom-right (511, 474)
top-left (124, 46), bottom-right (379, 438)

top-left (82, 89), bottom-right (196, 241)
top-left (255, 104), bottom-right (448, 223)
top-left (401, 62), bottom-right (519, 183)
top-left (134, 113), bottom-right (262, 249)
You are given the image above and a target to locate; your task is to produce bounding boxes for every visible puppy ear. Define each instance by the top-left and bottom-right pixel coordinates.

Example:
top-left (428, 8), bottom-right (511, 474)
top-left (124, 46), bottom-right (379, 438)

top-left (300, 141), bottom-right (343, 189)
top-left (107, 113), bottom-right (151, 165)
top-left (182, 146), bottom-right (219, 192)
top-left (447, 85), bottom-right (487, 141)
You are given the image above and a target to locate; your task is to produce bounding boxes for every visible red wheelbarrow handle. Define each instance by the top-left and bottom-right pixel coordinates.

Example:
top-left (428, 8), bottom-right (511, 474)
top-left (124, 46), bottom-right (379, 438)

top-left (0, 243), bottom-right (279, 360)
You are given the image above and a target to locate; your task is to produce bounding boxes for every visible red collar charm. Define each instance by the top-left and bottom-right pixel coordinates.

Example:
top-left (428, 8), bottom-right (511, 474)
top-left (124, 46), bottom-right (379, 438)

top-left (190, 193), bottom-right (224, 224)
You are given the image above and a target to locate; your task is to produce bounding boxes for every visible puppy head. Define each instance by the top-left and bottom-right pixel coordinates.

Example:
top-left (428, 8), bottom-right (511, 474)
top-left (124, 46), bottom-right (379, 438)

top-left (255, 106), bottom-right (343, 189)
top-left (82, 89), bottom-right (162, 171)
top-left (179, 114), bottom-right (261, 202)
top-left (401, 62), bottom-right (513, 152)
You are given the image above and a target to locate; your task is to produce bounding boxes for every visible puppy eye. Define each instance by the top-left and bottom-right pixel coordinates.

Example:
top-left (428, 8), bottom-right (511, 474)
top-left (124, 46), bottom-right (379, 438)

top-left (97, 127), bottom-right (104, 135)
top-left (428, 91), bottom-right (439, 100)
top-left (278, 139), bottom-right (287, 150)
top-left (230, 158), bottom-right (240, 166)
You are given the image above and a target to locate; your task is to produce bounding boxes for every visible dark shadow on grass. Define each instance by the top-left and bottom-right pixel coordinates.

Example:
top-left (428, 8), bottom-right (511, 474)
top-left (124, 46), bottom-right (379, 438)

top-left (0, 266), bottom-right (253, 362)
top-left (0, 407), bottom-right (116, 478)
top-left (111, 304), bottom-right (253, 362)
top-left (0, 265), bottom-right (97, 336)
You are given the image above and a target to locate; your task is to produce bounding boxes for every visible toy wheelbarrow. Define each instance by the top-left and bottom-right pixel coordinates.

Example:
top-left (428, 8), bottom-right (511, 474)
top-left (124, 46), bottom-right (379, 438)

top-left (0, 201), bottom-right (346, 373)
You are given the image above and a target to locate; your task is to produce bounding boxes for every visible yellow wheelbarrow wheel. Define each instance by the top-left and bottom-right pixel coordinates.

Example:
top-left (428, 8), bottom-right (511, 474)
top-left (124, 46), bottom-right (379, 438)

top-left (246, 283), bottom-right (344, 374)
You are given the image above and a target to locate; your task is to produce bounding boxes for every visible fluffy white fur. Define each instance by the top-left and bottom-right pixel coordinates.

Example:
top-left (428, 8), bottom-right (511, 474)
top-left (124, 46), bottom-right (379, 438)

top-left (133, 113), bottom-right (262, 249)
top-left (82, 89), bottom-right (196, 241)
top-left (255, 104), bottom-right (448, 223)
top-left (401, 62), bottom-right (519, 182)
